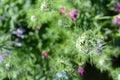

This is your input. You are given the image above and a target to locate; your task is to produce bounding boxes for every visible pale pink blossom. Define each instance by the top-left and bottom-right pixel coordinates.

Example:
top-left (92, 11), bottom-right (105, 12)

top-left (60, 7), bottom-right (66, 15)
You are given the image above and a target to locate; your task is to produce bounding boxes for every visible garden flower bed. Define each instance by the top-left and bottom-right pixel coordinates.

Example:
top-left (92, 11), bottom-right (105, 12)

top-left (0, 0), bottom-right (120, 80)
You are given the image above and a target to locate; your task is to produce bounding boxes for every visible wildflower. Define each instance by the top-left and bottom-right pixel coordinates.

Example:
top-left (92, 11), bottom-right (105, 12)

top-left (0, 52), bottom-right (10, 63)
top-left (42, 51), bottom-right (49, 58)
top-left (76, 35), bottom-right (87, 53)
top-left (12, 28), bottom-right (25, 39)
top-left (77, 67), bottom-right (85, 76)
top-left (41, 2), bottom-right (50, 11)
top-left (30, 15), bottom-right (37, 22)
top-left (69, 9), bottom-right (80, 21)
top-left (5, 63), bottom-right (11, 70)
top-left (14, 39), bottom-right (22, 47)
top-left (98, 59), bottom-right (105, 66)
top-left (56, 71), bottom-right (69, 80)
top-left (76, 31), bottom-right (105, 55)
top-left (60, 7), bottom-right (66, 15)
top-left (114, 3), bottom-right (120, 11)
top-left (0, 55), bottom-right (5, 63)
top-left (113, 15), bottom-right (120, 24)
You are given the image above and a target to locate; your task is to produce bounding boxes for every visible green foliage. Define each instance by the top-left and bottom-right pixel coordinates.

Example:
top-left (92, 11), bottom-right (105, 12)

top-left (0, 0), bottom-right (120, 80)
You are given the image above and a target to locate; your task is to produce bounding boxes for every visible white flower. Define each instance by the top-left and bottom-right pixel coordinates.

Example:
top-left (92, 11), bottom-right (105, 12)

top-left (30, 15), bottom-right (37, 22)
top-left (13, 74), bottom-right (17, 79)
top-left (58, 19), bottom-right (63, 26)
top-left (76, 36), bottom-right (86, 53)
top-left (5, 63), bottom-right (10, 70)
top-left (56, 71), bottom-right (68, 80)
top-left (76, 31), bottom-right (105, 54)
top-left (118, 74), bottom-right (120, 80)
top-left (41, 2), bottom-right (50, 11)
top-left (99, 59), bottom-right (105, 66)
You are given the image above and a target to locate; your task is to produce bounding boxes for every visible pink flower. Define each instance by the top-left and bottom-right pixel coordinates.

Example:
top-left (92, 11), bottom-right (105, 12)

top-left (113, 17), bottom-right (120, 24)
top-left (69, 9), bottom-right (80, 21)
top-left (77, 67), bottom-right (85, 76)
top-left (60, 7), bottom-right (66, 15)
top-left (42, 51), bottom-right (49, 58)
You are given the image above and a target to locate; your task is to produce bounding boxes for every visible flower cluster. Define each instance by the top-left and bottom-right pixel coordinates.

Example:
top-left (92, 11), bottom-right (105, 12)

top-left (12, 28), bottom-right (25, 39)
top-left (76, 31), bottom-right (104, 55)
top-left (60, 7), bottom-right (80, 21)
top-left (12, 28), bottom-right (25, 47)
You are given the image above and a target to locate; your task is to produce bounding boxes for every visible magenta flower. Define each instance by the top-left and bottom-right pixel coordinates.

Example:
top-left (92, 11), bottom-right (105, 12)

top-left (113, 17), bottom-right (120, 24)
top-left (69, 9), bottom-right (80, 21)
top-left (42, 51), bottom-right (49, 58)
top-left (77, 67), bottom-right (85, 76)
top-left (60, 7), bottom-right (66, 15)
top-left (114, 3), bottom-right (120, 11)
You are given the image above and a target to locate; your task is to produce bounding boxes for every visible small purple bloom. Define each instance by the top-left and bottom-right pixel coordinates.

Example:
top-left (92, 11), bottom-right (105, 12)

top-left (0, 52), bottom-right (10, 63)
top-left (77, 67), bottom-right (85, 76)
top-left (12, 28), bottom-right (25, 39)
top-left (113, 17), bottom-right (120, 24)
top-left (0, 55), bottom-right (5, 63)
top-left (14, 39), bottom-right (22, 47)
top-left (69, 9), bottom-right (80, 21)
top-left (114, 3), bottom-right (120, 11)
top-left (42, 51), bottom-right (49, 58)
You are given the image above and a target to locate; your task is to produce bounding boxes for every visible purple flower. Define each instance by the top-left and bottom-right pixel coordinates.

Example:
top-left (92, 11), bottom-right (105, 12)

top-left (113, 17), bottom-right (120, 24)
top-left (77, 67), bottom-right (85, 76)
top-left (0, 55), bottom-right (5, 63)
top-left (0, 52), bottom-right (10, 63)
top-left (12, 28), bottom-right (25, 39)
top-left (14, 39), bottom-right (22, 47)
top-left (42, 51), bottom-right (49, 58)
top-left (69, 9), bottom-right (80, 21)
top-left (114, 3), bottom-right (120, 11)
